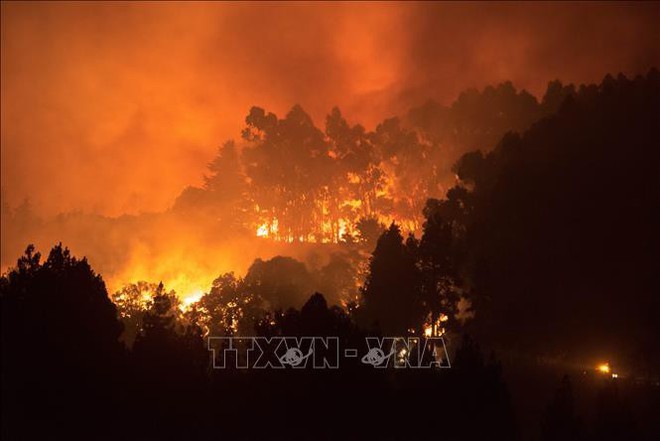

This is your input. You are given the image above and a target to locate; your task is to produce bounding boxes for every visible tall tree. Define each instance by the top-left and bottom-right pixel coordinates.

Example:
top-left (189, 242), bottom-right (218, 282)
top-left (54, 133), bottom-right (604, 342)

top-left (450, 70), bottom-right (660, 364)
top-left (359, 223), bottom-right (423, 334)
top-left (204, 140), bottom-right (250, 229)
top-left (242, 105), bottom-right (334, 241)
top-left (188, 272), bottom-right (265, 336)
top-left (112, 280), bottom-right (163, 347)
top-left (541, 376), bottom-right (583, 441)
top-left (0, 244), bottom-right (124, 436)
top-left (418, 197), bottom-right (466, 335)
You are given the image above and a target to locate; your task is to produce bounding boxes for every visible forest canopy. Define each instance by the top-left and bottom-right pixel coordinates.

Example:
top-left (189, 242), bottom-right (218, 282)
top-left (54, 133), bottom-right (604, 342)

top-left (2, 69), bottom-right (658, 441)
top-left (3, 69), bottom-right (657, 367)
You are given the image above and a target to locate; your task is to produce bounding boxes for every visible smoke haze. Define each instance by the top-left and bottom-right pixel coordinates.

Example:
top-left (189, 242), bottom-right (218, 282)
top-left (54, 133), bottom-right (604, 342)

top-left (2, 1), bottom-right (658, 215)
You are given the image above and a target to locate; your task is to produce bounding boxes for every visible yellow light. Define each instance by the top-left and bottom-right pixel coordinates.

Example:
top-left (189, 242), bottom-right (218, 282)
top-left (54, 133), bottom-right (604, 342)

top-left (597, 363), bottom-right (610, 374)
top-left (424, 326), bottom-right (433, 337)
top-left (256, 223), bottom-right (269, 238)
top-left (180, 289), bottom-right (203, 311)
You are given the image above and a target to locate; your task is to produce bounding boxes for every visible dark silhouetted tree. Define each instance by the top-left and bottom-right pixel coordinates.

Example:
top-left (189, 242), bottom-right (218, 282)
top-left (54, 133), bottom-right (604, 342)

top-left (359, 223), bottom-right (423, 334)
top-left (244, 256), bottom-right (315, 310)
top-left (541, 375), bottom-right (583, 441)
top-left (447, 70), bottom-right (660, 365)
top-left (0, 244), bottom-right (124, 437)
top-left (112, 280), bottom-right (162, 347)
top-left (242, 105), bottom-right (333, 241)
top-left (188, 272), bottom-right (265, 336)
top-left (355, 216), bottom-right (386, 250)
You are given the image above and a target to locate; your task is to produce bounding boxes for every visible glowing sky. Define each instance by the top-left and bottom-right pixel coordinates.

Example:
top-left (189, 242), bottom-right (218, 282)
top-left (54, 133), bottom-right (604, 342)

top-left (2, 1), bottom-right (658, 216)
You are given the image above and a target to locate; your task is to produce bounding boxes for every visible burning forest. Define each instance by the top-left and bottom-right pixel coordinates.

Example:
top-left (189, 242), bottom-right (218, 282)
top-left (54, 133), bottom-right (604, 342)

top-left (1, 2), bottom-right (659, 440)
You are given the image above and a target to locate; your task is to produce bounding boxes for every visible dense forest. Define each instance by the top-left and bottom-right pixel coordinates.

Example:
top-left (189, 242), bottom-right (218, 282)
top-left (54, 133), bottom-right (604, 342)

top-left (2, 70), bottom-right (659, 440)
top-left (172, 78), bottom-right (573, 240)
top-left (0, 75), bottom-right (577, 307)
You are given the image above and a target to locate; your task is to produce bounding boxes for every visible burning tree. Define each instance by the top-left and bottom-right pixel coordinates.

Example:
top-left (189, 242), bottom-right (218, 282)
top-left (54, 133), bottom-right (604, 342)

top-left (242, 105), bottom-right (334, 242)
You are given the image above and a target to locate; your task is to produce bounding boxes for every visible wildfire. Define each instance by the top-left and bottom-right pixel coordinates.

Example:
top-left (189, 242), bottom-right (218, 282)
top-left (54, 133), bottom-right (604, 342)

top-left (180, 289), bottom-right (204, 311)
top-left (256, 223), bottom-right (269, 238)
top-left (423, 313), bottom-right (448, 337)
top-left (107, 248), bottom-right (221, 308)
top-left (255, 218), bottom-right (280, 239)
top-left (252, 210), bottom-right (396, 243)
top-left (338, 219), bottom-right (349, 240)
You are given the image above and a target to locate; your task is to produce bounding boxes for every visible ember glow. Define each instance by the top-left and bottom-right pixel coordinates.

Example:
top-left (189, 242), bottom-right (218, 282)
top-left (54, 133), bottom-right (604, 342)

top-left (3, 3), bottom-right (657, 215)
top-left (180, 289), bottom-right (204, 312)
top-left (102, 238), bottom-right (228, 303)
top-left (2, 2), bottom-right (658, 439)
top-left (424, 313), bottom-right (449, 337)
top-left (2, 2), bottom-right (657, 304)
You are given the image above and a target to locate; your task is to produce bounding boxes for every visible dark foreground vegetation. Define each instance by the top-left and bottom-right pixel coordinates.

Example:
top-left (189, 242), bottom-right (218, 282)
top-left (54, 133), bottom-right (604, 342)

top-left (2, 71), bottom-right (659, 440)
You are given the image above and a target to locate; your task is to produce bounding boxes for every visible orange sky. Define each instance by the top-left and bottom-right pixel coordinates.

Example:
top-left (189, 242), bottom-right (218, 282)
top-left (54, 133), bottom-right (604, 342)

top-left (2, 1), bottom-right (658, 216)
